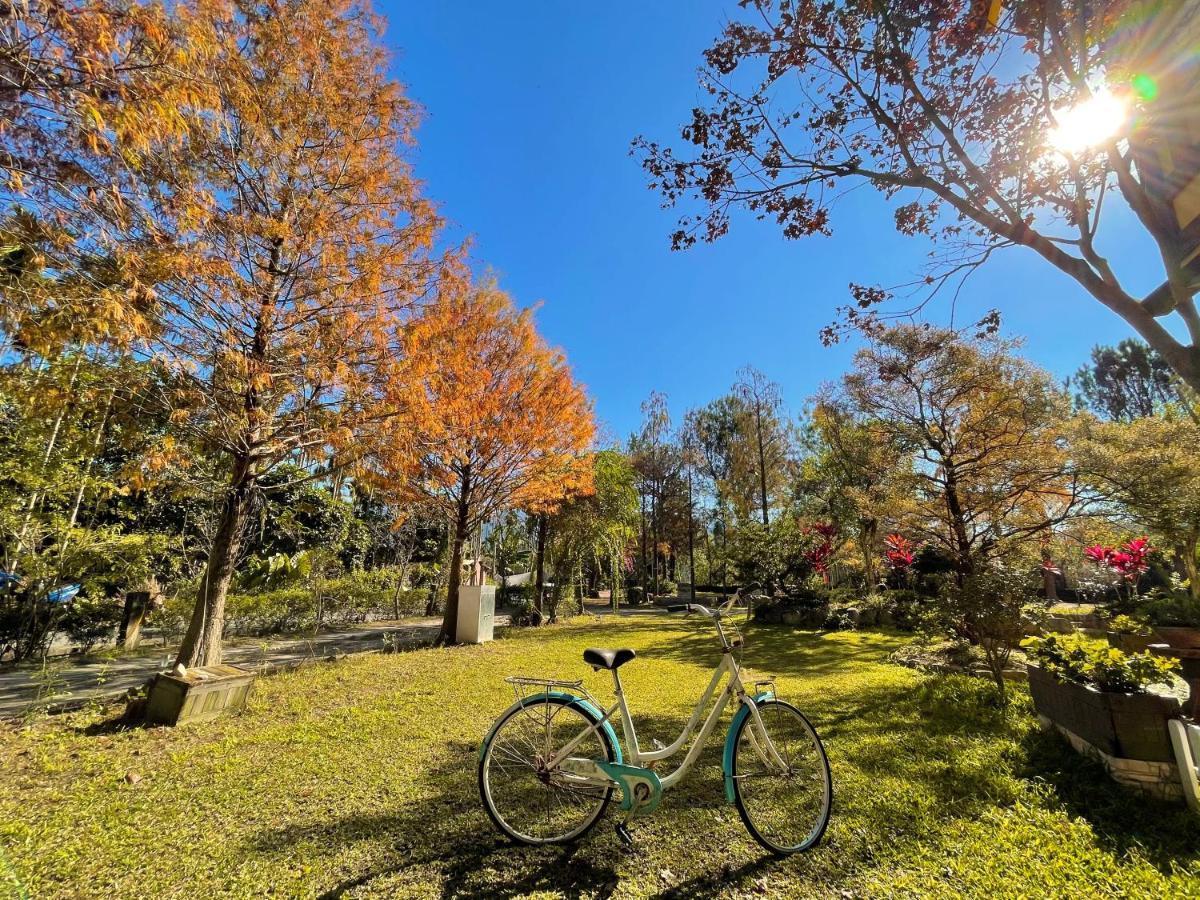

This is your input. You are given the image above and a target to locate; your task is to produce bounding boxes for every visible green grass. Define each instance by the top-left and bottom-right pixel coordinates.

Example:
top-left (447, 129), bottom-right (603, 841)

top-left (2, 614), bottom-right (1198, 898)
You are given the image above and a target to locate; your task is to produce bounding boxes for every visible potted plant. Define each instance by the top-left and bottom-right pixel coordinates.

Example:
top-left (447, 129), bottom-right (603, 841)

top-left (1106, 614), bottom-right (1155, 653)
top-left (1022, 633), bottom-right (1184, 762)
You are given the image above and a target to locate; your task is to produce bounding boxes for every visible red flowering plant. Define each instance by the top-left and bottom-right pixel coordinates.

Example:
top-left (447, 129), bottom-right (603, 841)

top-left (1083, 537), bottom-right (1154, 602)
top-left (884, 533), bottom-right (915, 574)
top-left (804, 523), bottom-right (837, 584)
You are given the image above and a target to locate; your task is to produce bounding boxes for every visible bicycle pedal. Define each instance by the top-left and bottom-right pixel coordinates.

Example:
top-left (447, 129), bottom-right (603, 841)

top-left (615, 822), bottom-right (635, 847)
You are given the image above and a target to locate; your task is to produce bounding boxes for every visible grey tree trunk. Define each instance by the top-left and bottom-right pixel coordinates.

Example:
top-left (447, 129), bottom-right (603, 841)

top-left (176, 459), bottom-right (254, 668)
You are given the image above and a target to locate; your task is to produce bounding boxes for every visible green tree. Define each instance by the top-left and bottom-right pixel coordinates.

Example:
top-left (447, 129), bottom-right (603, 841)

top-left (801, 400), bottom-right (906, 589)
top-left (838, 324), bottom-right (1080, 582)
top-left (1074, 414), bottom-right (1200, 598)
top-left (544, 450), bottom-right (638, 618)
top-left (1071, 339), bottom-right (1195, 422)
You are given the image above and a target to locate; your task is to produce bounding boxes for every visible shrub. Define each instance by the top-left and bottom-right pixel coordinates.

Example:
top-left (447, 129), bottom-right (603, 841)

top-left (1021, 633), bottom-right (1179, 693)
top-left (160, 566), bottom-right (427, 638)
top-left (625, 586), bottom-right (646, 606)
top-left (656, 579), bottom-right (678, 597)
top-left (877, 588), bottom-right (926, 630)
top-left (824, 607), bottom-right (858, 631)
top-left (1107, 614), bottom-right (1152, 636)
top-left (825, 584), bottom-right (862, 606)
top-left (1140, 590), bottom-right (1200, 628)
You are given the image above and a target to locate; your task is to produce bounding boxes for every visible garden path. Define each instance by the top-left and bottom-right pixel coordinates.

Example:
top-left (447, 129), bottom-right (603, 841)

top-left (0, 616), bottom-right (508, 718)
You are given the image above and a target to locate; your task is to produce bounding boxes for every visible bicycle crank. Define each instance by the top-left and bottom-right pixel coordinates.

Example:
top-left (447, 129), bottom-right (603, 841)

top-left (595, 761), bottom-right (663, 816)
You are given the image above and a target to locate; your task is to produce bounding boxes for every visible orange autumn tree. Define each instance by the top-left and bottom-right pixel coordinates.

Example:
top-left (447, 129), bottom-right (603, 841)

top-left (143, 0), bottom-right (449, 667)
top-left (1, 1), bottom-right (208, 352)
top-left (380, 281), bottom-right (595, 644)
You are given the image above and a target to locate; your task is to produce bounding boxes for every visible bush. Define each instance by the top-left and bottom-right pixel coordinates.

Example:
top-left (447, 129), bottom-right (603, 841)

top-left (625, 586), bottom-right (646, 606)
top-left (1140, 590), bottom-right (1200, 627)
top-left (825, 584), bottom-right (863, 606)
top-left (877, 588), bottom-right (926, 630)
top-left (160, 567), bottom-right (428, 638)
top-left (1021, 633), bottom-right (1179, 693)
top-left (499, 582), bottom-right (534, 606)
top-left (655, 579), bottom-right (678, 597)
top-left (824, 607), bottom-right (858, 631)
top-left (1107, 614), bottom-right (1152, 636)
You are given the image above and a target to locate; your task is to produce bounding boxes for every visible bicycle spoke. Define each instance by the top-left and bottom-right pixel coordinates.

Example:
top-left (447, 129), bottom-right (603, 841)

top-left (481, 699), bottom-right (614, 844)
top-left (733, 701), bottom-right (831, 854)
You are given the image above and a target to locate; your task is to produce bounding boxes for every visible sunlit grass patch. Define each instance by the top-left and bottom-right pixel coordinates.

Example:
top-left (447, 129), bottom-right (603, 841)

top-left (1, 614), bottom-right (1197, 898)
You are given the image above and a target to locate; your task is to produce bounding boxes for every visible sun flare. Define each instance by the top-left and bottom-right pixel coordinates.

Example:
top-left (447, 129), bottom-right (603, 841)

top-left (1048, 90), bottom-right (1130, 155)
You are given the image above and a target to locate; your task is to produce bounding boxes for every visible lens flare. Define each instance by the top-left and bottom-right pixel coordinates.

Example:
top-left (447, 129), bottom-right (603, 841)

top-left (1048, 90), bottom-right (1130, 155)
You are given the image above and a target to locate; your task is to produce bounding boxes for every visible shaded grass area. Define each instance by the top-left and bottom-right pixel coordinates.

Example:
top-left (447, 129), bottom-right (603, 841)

top-left (1, 615), bottom-right (1198, 898)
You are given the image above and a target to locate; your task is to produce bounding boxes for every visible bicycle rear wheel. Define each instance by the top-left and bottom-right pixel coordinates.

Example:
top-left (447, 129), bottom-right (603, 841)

top-left (731, 699), bottom-right (832, 855)
top-left (479, 696), bottom-right (617, 845)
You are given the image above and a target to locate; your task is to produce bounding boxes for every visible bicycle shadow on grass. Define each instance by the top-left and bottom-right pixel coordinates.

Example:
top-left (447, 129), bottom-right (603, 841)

top-left (243, 737), bottom-right (625, 898)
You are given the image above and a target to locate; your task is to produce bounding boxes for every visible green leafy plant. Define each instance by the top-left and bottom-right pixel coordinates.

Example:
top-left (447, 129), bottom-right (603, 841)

top-left (1021, 633), bottom-right (1179, 693)
top-left (1107, 614), bottom-right (1152, 636)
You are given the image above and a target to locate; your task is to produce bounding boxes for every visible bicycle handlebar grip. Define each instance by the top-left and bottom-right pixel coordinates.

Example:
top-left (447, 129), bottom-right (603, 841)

top-left (666, 604), bottom-right (690, 613)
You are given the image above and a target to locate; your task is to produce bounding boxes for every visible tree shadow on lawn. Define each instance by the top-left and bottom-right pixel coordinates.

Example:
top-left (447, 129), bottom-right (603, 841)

top-left (243, 731), bottom-right (677, 899)
top-left (1020, 726), bottom-right (1200, 874)
top-left (242, 680), bottom-right (1057, 899)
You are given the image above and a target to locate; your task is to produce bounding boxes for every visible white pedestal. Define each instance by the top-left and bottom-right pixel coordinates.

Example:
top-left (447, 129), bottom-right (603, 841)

top-left (456, 585), bottom-right (496, 644)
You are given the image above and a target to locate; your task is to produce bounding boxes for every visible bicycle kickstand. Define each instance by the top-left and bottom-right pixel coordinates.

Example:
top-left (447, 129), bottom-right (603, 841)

top-left (614, 819), bottom-right (635, 847)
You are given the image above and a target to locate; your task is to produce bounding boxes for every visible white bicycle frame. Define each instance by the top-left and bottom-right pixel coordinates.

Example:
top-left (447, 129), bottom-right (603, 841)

top-left (549, 610), bottom-right (788, 790)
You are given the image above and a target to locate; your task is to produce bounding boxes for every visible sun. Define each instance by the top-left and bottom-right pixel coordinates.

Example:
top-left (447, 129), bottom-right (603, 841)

top-left (1048, 90), bottom-right (1130, 155)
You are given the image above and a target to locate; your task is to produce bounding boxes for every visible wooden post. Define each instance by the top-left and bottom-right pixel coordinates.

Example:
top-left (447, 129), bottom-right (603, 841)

top-left (118, 592), bottom-right (151, 651)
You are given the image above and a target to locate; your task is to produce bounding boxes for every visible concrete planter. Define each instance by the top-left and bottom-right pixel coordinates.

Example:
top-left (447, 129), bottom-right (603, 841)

top-left (1106, 631), bottom-right (1155, 654)
top-left (1153, 626), bottom-right (1200, 650)
top-left (145, 664), bottom-right (256, 727)
top-left (1027, 665), bottom-right (1183, 762)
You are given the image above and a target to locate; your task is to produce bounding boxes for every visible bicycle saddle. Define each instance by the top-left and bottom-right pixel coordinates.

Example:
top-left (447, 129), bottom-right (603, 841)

top-left (583, 648), bottom-right (636, 671)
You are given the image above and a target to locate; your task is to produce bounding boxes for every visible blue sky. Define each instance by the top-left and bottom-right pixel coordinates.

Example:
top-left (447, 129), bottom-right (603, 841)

top-left (381, 1), bottom-right (1162, 439)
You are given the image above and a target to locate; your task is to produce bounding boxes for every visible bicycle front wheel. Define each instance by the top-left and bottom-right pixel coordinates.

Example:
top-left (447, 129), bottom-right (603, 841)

top-left (478, 696), bottom-right (617, 845)
top-left (731, 699), bottom-right (832, 855)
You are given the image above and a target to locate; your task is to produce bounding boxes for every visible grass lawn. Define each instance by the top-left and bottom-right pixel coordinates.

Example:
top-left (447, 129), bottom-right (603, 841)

top-left (2, 613), bottom-right (1198, 899)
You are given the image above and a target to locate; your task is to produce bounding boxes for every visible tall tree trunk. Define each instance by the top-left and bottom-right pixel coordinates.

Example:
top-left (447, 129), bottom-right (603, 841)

top-left (942, 462), bottom-right (974, 584)
top-left (755, 405), bottom-right (770, 529)
top-left (534, 513), bottom-right (548, 615)
top-left (639, 492), bottom-right (648, 592)
top-left (651, 489), bottom-right (660, 596)
top-left (439, 478), bottom-right (471, 644)
top-left (611, 550), bottom-right (620, 613)
top-left (859, 516), bottom-right (878, 589)
top-left (1184, 529), bottom-right (1200, 601)
top-left (176, 457), bottom-right (255, 667)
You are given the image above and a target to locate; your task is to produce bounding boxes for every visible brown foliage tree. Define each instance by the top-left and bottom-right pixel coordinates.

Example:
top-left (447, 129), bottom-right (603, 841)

top-left (635, 1), bottom-right (1200, 391)
top-left (141, 0), bottom-right (447, 666)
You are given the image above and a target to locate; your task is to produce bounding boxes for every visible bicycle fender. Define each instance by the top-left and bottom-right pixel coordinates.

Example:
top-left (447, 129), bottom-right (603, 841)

top-left (722, 692), bottom-right (774, 803)
top-left (478, 691), bottom-right (622, 764)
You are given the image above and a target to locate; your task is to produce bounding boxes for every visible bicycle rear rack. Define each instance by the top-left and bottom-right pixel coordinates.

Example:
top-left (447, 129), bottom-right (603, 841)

top-left (505, 675), bottom-right (600, 707)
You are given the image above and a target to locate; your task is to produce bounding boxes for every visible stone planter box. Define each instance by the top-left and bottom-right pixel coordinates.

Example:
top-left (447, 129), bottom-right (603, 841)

top-left (145, 664), bottom-right (256, 727)
top-left (1026, 665), bottom-right (1183, 762)
top-left (1153, 626), bottom-right (1200, 650)
top-left (1106, 631), bottom-right (1155, 654)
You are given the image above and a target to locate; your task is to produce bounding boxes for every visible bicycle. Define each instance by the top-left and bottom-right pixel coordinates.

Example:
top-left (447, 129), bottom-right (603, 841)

top-left (477, 589), bottom-right (832, 855)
